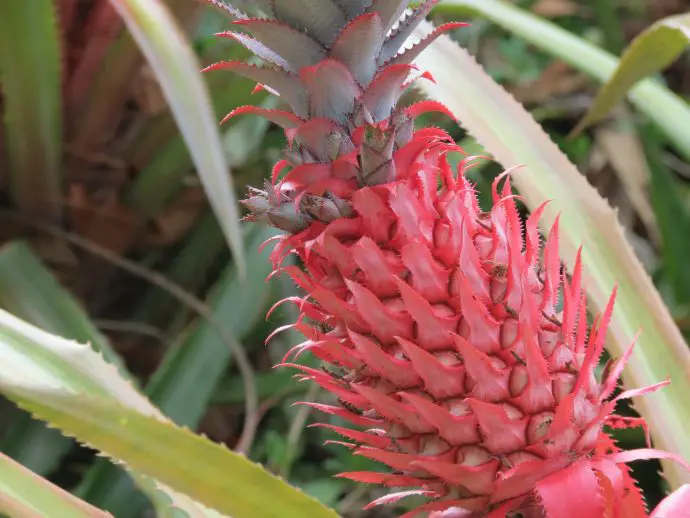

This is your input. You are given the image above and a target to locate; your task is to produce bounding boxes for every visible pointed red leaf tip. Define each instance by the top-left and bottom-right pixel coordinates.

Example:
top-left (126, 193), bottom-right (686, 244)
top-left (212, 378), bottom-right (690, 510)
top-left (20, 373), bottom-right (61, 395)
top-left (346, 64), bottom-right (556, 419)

top-left (535, 460), bottom-right (606, 518)
top-left (405, 100), bottom-right (456, 121)
top-left (651, 484), bottom-right (690, 518)
top-left (220, 105), bottom-right (304, 127)
top-left (364, 489), bottom-right (437, 510)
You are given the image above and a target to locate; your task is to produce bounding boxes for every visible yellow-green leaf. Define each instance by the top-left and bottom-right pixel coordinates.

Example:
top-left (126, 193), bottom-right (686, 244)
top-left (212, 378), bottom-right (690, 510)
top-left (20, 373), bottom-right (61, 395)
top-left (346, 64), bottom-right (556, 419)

top-left (4, 388), bottom-right (339, 518)
top-left (574, 13), bottom-right (690, 134)
top-left (0, 307), bottom-right (221, 517)
top-left (433, 0), bottom-right (690, 163)
top-left (0, 451), bottom-right (110, 518)
top-left (108, 0), bottom-right (246, 276)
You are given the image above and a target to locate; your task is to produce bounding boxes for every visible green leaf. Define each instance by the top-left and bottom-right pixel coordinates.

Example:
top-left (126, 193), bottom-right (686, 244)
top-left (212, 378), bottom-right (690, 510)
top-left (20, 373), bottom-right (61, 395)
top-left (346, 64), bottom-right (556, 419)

top-left (0, 451), bottom-right (110, 518)
top-left (67, 0), bottom-right (197, 182)
top-left (639, 124), bottom-right (690, 307)
top-left (3, 388), bottom-right (339, 518)
top-left (0, 243), bottom-right (127, 372)
top-left (417, 18), bottom-right (690, 487)
top-left (0, 242), bottom-right (127, 476)
top-left (0, 0), bottom-right (62, 222)
top-left (144, 225), bottom-right (278, 426)
top-left (574, 13), bottom-right (690, 135)
top-left (433, 0), bottom-right (690, 164)
top-left (77, 226), bottom-right (279, 517)
top-left (133, 213), bottom-right (225, 326)
top-left (108, 0), bottom-right (246, 276)
top-left (0, 303), bottom-right (217, 517)
top-left (124, 69), bottom-right (263, 218)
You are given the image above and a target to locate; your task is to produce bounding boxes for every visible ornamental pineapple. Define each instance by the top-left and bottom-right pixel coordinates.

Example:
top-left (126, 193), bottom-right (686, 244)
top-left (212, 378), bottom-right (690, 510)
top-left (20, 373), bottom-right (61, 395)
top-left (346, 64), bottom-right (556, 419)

top-left (205, 1), bottom-right (687, 516)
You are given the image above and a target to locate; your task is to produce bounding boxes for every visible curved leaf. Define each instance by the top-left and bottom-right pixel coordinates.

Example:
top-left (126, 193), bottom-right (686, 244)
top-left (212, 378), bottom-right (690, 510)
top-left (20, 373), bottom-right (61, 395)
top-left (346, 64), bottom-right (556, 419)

top-left (0, 451), bottom-right (110, 518)
top-left (433, 0), bottom-right (690, 163)
top-left (574, 13), bottom-right (690, 134)
top-left (3, 388), bottom-right (340, 518)
top-left (415, 23), bottom-right (690, 487)
top-left (108, 0), bottom-right (246, 276)
top-left (0, 0), bottom-right (62, 222)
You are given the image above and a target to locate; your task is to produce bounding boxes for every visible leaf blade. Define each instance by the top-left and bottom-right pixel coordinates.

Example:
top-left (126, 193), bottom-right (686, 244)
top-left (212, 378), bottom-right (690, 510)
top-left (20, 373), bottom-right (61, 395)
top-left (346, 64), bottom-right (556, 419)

top-left (0, 0), bottom-right (62, 222)
top-left (433, 0), bottom-right (690, 163)
top-left (3, 388), bottom-right (340, 518)
top-left (78, 225), bottom-right (279, 517)
top-left (0, 451), bottom-right (110, 518)
top-left (0, 294), bottom-right (214, 517)
top-left (108, 0), bottom-right (246, 275)
top-left (574, 13), bottom-right (690, 134)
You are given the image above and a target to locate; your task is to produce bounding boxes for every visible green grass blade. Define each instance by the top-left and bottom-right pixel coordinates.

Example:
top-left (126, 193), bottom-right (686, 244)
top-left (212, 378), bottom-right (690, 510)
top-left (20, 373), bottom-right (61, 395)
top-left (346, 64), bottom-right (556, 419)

top-left (212, 370), bottom-right (303, 405)
top-left (0, 0), bottom-right (62, 222)
top-left (416, 23), bottom-right (690, 487)
top-left (125, 78), bottom-right (266, 218)
top-left (133, 212), bottom-right (225, 326)
top-left (144, 225), bottom-right (278, 426)
top-left (640, 124), bottom-right (690, 307)
top-left (77, 226), bottom-right (278, 517)
top-left (575, 13), bottom-right (690, 134)
top-left (2, 388), bottom-right (339, 518)
top-left (108, 0), bottom-right (245, 276)
top-left (0, 451), bottom-right (110, 518)
top-left (0, 413), bottom-right (70, 477)
top-left (433, 0), bottom-right (690, 163)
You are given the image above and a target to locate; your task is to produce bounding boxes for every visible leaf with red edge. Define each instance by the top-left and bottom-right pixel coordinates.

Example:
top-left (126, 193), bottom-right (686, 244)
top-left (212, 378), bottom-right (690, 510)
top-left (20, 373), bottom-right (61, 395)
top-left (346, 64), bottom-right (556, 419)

top-left (331, 12), bottom-right (385, 85)
top-left (204, 61), bottom-right (308, 117)
top-left (221, 105), bottom-right (303, 127)
top-left (230, 18), bottom-right (325, 70)
top-left (388, 22), bottom-right (468, 66)
top-left (405, 100), bottom-right (456, 120)
top-left (362, 64), bottom-right (416, 121)
top-left (535, 460), bottom-right (606, 518)
top-left (379, 0), bottom-right (438, 64)
top-left (364, 490), bottom-right (436, 510)
top-left (300, 59), bottom-right (361, 123)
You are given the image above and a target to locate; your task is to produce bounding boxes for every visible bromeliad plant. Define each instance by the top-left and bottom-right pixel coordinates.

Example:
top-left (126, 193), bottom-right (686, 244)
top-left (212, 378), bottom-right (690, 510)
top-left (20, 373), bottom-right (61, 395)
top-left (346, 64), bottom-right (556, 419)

top-left (202, 0), bottom-right (690, 516)
top-left (1, 0), bottom-right (690, 518)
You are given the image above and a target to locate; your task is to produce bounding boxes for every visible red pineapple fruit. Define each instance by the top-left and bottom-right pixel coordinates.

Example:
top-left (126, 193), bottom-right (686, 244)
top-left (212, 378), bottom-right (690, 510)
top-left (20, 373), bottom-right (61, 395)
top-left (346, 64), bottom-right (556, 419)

top-left (204, 1), bottom-right (689, 516)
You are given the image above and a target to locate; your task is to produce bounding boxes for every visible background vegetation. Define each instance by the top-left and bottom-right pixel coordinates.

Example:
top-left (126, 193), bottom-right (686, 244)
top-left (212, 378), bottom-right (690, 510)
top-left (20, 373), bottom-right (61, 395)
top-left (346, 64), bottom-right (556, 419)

top-left (0, 0), bottom-right (688, 516)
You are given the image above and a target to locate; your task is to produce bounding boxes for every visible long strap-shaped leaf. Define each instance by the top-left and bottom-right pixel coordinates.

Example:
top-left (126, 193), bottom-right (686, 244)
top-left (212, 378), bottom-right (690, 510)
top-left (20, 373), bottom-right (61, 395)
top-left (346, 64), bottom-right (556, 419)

top-left (0, 306), bottom-right (216, 516)
top-left (575, 13), bottom-right (690, 134)
top-left (107, 0), bottom-right (246, 276)
top-left (415, 23), bottom-right (690, 488)
top-left (0, 451), bottom-right (111, 518)
top-left (0, 309), bottom-right (339, 518)
top-left (3, 387), bottom-right (340, 518)
top-left (433, 0), bottom-right (690, 164)
top-left (0, 0), bottom-right (62, 223)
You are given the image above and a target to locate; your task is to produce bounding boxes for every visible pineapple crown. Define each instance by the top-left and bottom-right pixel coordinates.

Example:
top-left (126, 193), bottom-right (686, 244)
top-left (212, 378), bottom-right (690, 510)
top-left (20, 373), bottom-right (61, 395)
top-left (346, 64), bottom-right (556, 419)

top-left (204, 0), bottom-right (465, 232)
